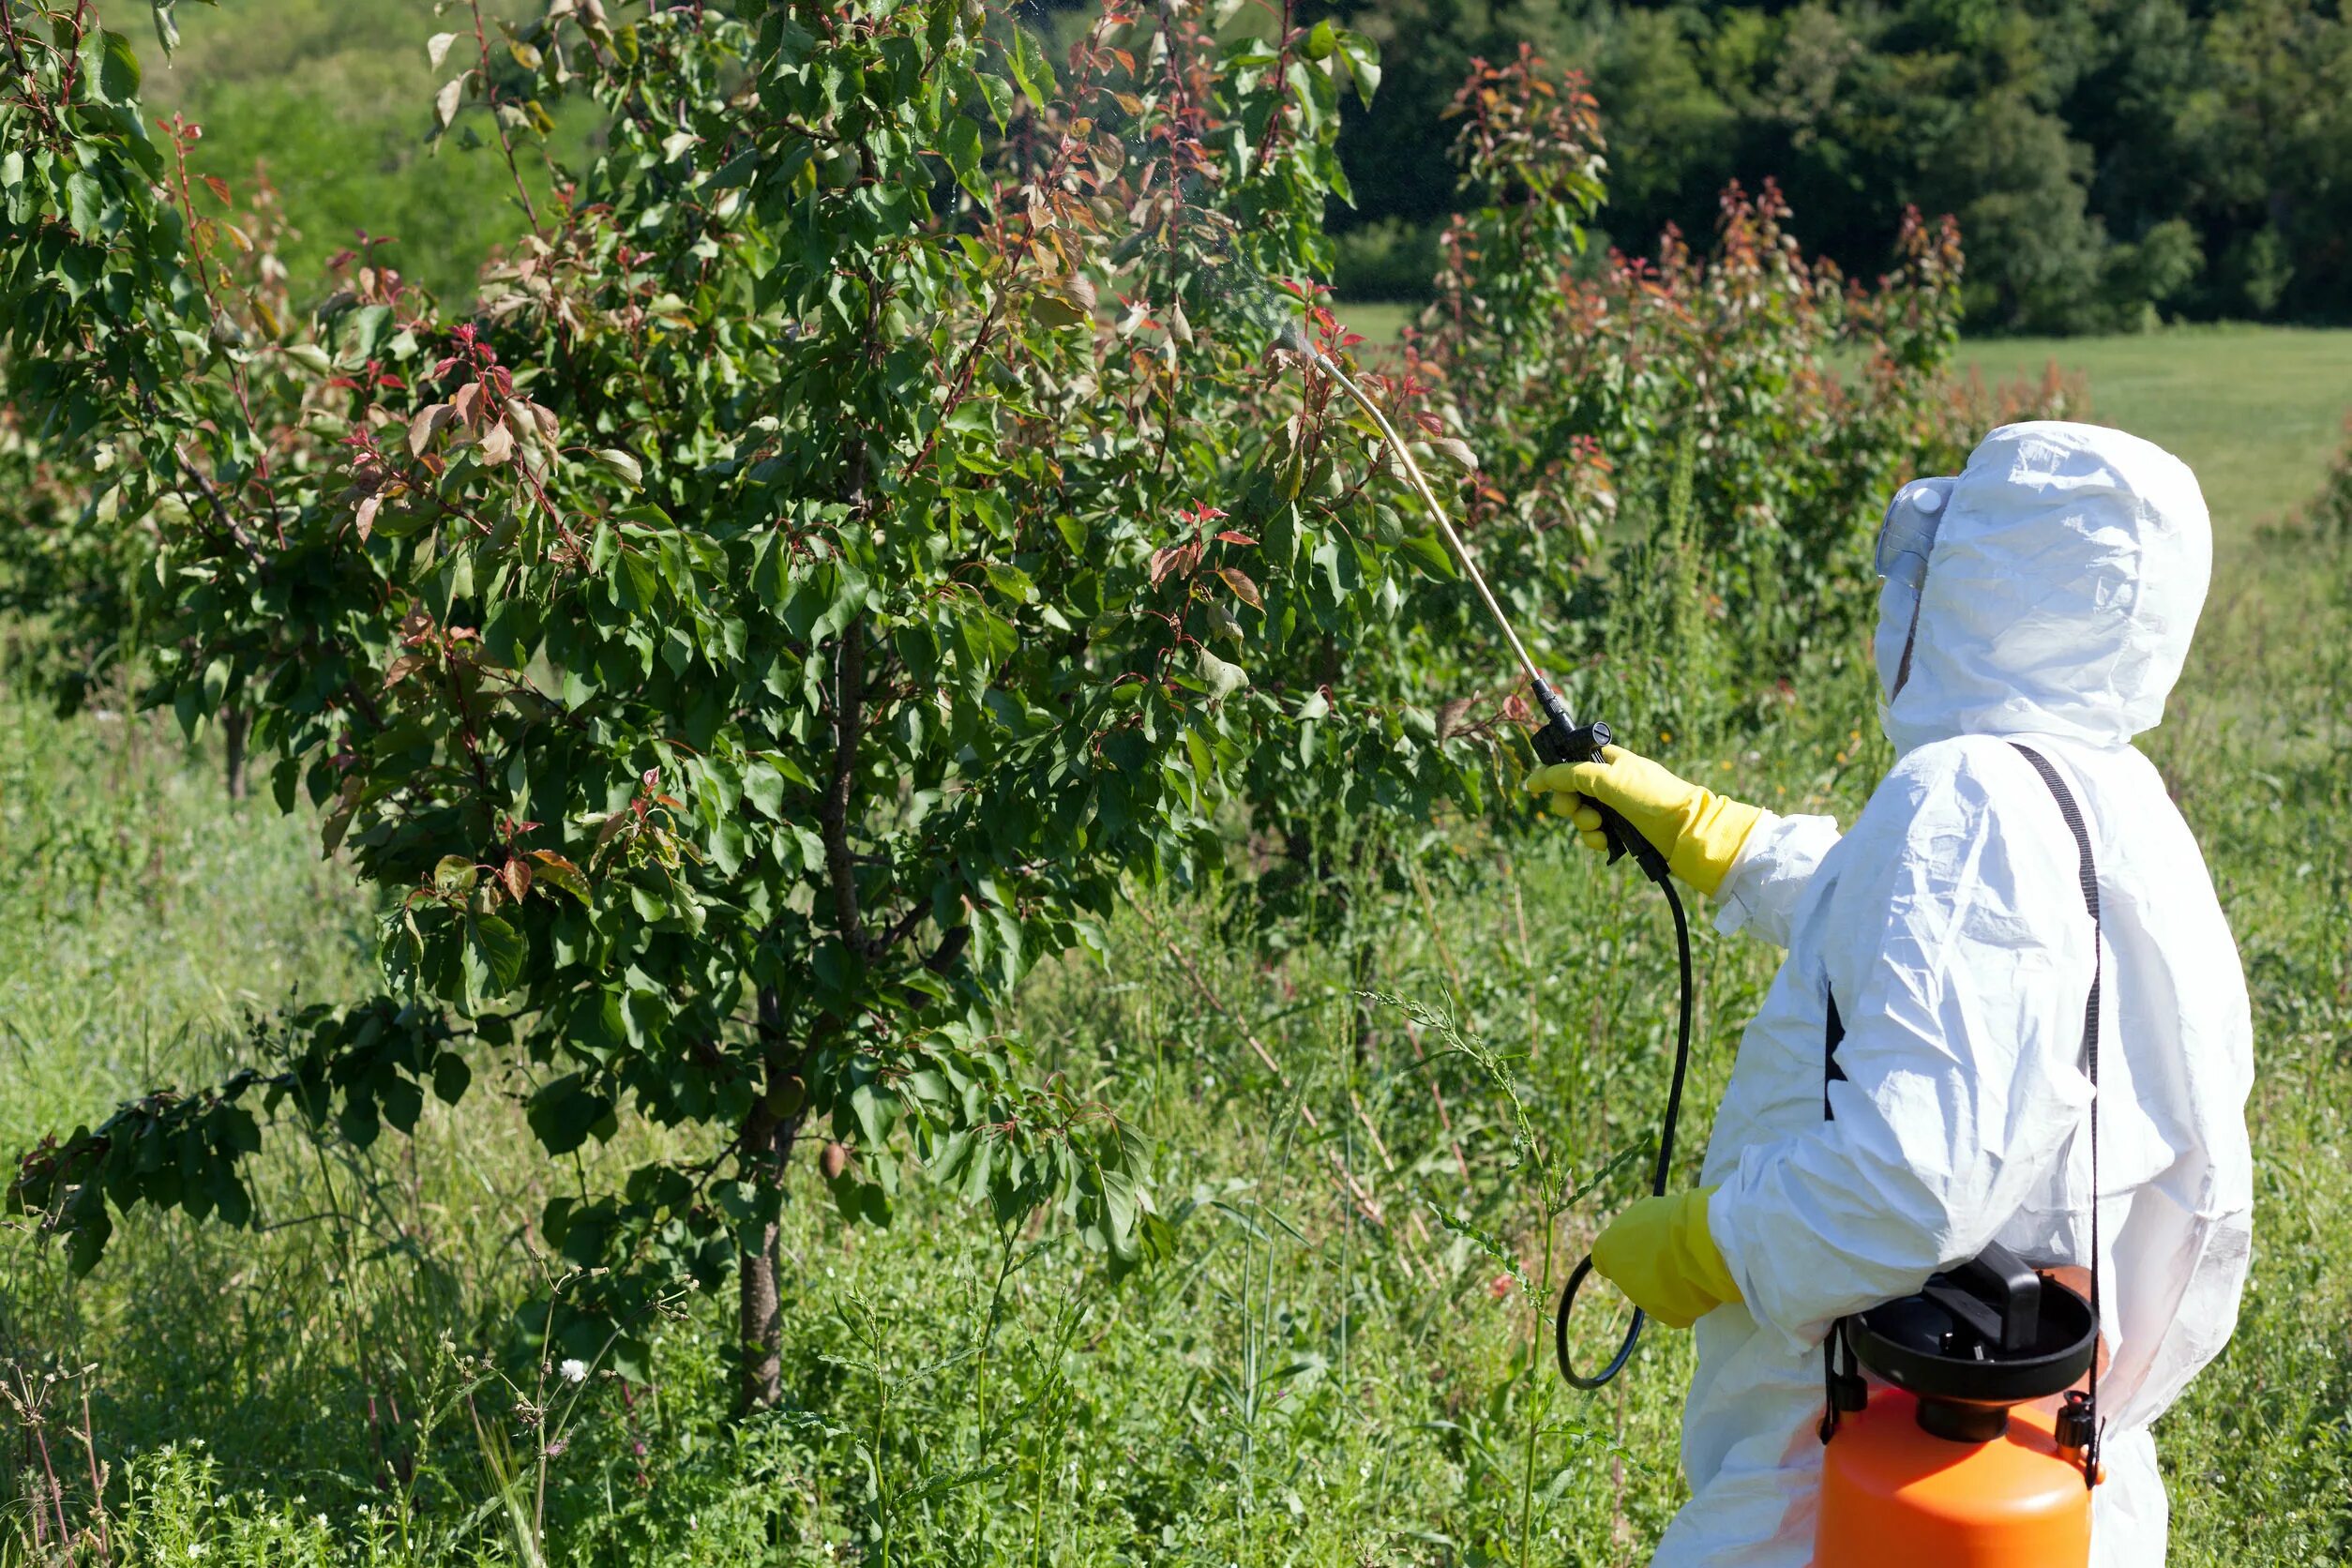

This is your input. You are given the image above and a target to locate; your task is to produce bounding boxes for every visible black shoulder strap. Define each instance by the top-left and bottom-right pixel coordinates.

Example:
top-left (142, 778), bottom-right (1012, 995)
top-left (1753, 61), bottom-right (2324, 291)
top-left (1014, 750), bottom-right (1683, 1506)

top-left (1817, 742), bottom-right (2104, 1471)
top-left (2008, 742), bottom-right (2103, 1482)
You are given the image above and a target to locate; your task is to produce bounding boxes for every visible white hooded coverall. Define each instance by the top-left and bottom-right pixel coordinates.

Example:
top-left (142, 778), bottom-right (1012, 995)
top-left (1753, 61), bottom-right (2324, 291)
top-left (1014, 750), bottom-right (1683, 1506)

top-left (1656, 423), bottom-right (2254, 1566)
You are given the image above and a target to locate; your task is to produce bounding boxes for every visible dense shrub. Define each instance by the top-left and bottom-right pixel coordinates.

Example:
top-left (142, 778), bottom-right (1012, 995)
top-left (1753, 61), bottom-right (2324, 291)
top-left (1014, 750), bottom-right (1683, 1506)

top-left (1403, 52), bottom-right (1981, 700)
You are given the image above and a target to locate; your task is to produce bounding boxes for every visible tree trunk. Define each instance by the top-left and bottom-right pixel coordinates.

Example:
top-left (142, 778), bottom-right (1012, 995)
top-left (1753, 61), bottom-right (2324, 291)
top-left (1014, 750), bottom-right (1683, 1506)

top-left (221, 707), bottom-right (249, 801)
top-left (735, 1148), bottom-right (783, 1414)
top-left (735, 999), bottom-right (804, 1415)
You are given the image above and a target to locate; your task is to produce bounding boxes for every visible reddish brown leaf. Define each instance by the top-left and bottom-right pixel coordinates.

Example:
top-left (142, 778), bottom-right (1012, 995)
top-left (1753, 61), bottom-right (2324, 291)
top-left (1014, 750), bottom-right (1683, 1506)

top-left (202, 175), bottom-right (232, 207)
top-left (1149, 541), bottom-right (1202, 587)
top-left (1215, 566), bottom-right (1262, 610)
top-left (1214, 530), bottom-right (1258, 547)
top-left (408, 402), bottom-right (453, 458)
top-left (497, 857), bottom-right (533, 903)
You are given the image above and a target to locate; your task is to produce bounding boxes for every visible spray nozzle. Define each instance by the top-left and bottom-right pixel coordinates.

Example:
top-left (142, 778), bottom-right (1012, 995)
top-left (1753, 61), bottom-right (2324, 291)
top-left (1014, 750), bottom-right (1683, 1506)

top-left (1274, 318), bottom-right (1325, 368)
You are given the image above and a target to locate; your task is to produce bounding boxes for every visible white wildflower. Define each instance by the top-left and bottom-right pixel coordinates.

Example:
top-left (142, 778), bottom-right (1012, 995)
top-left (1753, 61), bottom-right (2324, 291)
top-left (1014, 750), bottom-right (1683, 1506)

top-left (559, 1358), bottom-right (589, 1384)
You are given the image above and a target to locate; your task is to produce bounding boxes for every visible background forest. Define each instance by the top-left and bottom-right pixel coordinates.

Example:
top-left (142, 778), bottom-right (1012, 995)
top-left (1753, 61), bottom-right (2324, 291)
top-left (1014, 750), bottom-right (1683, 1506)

top-left (1304, 0), bottom-right (2352, 332)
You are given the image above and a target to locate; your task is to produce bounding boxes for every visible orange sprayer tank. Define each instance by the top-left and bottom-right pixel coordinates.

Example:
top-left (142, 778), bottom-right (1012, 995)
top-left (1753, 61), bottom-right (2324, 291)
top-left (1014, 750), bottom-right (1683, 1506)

top-left (1814, 1243), bottom-right (2100, 1568)
top-left (1817, 1388), bottom-right (2090, 1567)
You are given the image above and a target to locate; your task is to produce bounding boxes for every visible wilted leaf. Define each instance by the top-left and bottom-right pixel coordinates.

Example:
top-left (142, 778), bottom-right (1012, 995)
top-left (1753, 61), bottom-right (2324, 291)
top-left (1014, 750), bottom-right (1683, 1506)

top-left (1149, 541), bottom-right (1201, 587)
top-left (409, 403), bottom-right (454, 458)
top-left (1196, 647), bottom-right (1248, 702)
top-left (427, 31), bottom-right (460, 68)
top-left (435, 75), bottom-right (466, 129)
top-left (478, 418), bottom-right (516, 466)
top-left (1215, 566), bottom-right (1262, 609)
top-left (591, 448), bottom-right (642, 489)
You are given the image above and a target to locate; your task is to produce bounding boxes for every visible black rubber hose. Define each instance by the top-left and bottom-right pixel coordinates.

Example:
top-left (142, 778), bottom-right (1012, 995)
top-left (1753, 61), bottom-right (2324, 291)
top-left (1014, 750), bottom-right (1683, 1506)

top-left (1557, 869), bottom-right (1696, 1390)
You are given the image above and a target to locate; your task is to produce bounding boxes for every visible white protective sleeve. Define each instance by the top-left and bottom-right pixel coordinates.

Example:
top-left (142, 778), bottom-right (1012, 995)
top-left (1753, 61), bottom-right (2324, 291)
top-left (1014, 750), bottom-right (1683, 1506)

top-left (1707, 743), bottom-right (2099, 1346)
top-left (1711, 809), bottom-right (1843, 948)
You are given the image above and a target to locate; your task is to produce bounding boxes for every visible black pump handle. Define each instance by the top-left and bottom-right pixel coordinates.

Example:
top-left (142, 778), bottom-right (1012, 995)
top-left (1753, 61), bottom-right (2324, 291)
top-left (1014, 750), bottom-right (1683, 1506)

top-left (1529, 681), bottom-right (1672, 888)
top-left (1937, 1241), bottom-right (2043, 1355)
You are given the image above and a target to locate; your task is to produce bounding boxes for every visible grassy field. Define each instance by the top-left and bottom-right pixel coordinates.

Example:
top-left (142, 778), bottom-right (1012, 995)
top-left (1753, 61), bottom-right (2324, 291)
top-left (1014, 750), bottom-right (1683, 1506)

top-left (0, 312), bottom-right (2347, 1564)
top-left (1955, 327), bottom-right (2352, 529)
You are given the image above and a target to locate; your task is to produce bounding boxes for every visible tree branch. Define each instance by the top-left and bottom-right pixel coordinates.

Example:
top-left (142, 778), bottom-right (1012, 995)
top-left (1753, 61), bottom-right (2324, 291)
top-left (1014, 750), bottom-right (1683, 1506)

top-left (820, 613), bottom-right (869, 957)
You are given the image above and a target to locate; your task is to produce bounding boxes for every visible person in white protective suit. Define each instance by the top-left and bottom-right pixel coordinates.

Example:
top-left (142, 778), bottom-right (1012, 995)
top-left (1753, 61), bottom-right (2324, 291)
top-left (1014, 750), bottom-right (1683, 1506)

top-left (1528, 421), bottom-right (2254, 1567)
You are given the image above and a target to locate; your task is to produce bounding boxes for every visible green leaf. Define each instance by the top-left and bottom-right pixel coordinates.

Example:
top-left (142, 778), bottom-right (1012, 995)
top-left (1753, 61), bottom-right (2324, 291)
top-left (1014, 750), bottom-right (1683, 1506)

top-left (67, 1204), bottom-right (113, 1276)
top-left (743, 760), bottom-right (786, 819)
top-left (1006, 23), bottom-right (1056, 110)
top-left (1397, 531), bottom-right (1457, 579)
top-left (65, 172), bottom-right (104, 240)
top-left (527, 1073), bottom-right (613, 1157)
top-left (471, 913), bottom-right (525, 994)
top-left (96, 30), bottom-right (142, 103)
top-left (432, 1051), bottom-right (473, 1106)
top-left (942, 115), bottom-right (987, 202)
top-left (1335, 29), bottom-right (1382, 107)
top-left (527, 851), bottom-right (591, 903)
top-left (981, 562), bottom-right (1035, 603)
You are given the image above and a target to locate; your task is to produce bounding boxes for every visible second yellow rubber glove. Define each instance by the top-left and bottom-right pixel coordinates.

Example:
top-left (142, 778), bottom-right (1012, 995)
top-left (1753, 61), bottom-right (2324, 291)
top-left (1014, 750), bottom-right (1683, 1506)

top-left (1526, 745), bottom-right (1762, 896)
top-left (1591, 1186), bottom-right (1741, 1329)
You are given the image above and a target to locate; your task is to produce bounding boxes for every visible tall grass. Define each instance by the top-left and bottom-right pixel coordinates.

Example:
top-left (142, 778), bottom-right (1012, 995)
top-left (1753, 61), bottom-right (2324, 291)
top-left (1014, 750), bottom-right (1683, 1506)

top-left (1, 426), bottom-right (2346, 1560)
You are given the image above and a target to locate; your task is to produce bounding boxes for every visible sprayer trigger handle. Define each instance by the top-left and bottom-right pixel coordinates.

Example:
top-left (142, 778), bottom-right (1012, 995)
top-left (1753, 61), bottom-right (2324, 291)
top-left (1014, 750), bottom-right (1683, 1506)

top-left (1530, 716), bottom-right (1670, 884)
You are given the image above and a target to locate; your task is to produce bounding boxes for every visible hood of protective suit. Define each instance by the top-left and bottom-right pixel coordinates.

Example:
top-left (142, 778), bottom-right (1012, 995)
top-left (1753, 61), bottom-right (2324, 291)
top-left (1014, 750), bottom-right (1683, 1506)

top-left (1878, 421), bottom-right (2212, 754)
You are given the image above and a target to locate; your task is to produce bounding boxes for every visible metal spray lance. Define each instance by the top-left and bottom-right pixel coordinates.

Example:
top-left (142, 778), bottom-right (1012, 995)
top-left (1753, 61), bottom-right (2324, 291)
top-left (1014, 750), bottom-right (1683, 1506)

top-left (1277, 323), bottom-right (1694, 1391)
top-left (1276, 323), bottom-right (1669, 887)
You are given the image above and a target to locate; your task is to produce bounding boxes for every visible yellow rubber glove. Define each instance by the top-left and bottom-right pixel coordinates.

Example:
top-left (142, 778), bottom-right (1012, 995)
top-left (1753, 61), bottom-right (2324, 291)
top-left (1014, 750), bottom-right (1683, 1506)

top-left (1591, 1186), bottom-right (1742, 1330)
top-left (1525, 745), bottom-right (1762, 897)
